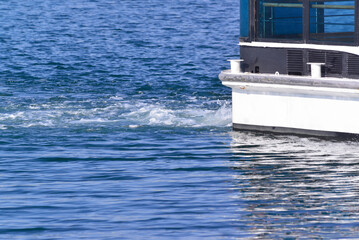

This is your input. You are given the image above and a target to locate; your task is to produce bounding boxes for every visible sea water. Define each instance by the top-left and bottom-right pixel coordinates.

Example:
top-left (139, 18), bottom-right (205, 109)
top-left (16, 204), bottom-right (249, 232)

top-left (1, 0), bottom-right (359, 239)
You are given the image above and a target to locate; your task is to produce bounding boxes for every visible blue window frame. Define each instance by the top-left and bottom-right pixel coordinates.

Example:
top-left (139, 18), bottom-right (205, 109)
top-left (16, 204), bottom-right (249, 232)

top-left (239, 0), bottom-right (358, 45)
top-left (258, 0), bottom-right (303, 40)
top-left (309, 1), bottom-right (355, 43)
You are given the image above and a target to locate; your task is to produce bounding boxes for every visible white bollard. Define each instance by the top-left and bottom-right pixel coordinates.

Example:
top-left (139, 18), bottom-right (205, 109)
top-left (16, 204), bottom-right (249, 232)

top-left (307, 62), bottom-right (325, 78)
top-left (228, 59), bottom-right (244, 74)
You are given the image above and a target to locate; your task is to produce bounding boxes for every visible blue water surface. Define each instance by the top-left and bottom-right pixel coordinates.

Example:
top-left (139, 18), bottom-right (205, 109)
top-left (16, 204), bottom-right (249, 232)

top-left (1, 0), bottom-right (359, 239)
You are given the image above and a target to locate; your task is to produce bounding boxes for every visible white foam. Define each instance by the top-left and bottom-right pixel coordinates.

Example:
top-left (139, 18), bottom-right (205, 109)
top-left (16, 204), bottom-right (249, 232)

top-left (0, 112), bottom-right (25, 120)
top-left (109, 95), bottom-right (124, 100)
top-left (124, 100), bottom-right (232, 128)
top-left (1, 96), bottom-right (232, 129)
top-left (71, 118), bottom-right (117, 124)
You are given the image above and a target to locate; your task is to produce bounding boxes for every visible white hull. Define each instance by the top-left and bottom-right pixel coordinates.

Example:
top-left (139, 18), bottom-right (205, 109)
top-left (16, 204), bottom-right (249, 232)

top-left (221, 72), bottom-right (359, 136)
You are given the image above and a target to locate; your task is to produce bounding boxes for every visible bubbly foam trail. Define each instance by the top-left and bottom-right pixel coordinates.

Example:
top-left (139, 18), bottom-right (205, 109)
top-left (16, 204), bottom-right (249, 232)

top-left (124, 100), bottom-right (232, 128)
top-left (0, 97), bottom-right (232, 129)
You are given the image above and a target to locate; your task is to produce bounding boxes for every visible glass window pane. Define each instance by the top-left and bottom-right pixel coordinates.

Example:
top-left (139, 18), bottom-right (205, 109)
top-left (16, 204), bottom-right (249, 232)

top-left (258, 0), bottom-right (303, 40)
top-left (240, 0), bottom-right (249, 37)
top-left (309, 1), bottom-right (354, 43)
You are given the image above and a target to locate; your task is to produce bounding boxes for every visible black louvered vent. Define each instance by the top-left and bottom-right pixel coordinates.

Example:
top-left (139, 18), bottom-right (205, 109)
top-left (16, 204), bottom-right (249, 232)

top-left (348, 55), bottom-right (359, 75)
top-left (287, 50), bottom-right (303, 75)
top-left (308, 50), bottom-right (325, 63)
top-left (326, 52), bottom-right (342, 75)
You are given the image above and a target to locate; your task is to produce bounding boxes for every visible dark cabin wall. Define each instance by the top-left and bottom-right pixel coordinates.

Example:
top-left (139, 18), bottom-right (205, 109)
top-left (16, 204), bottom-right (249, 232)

top-left (240, 46), bottom-right (359, 79)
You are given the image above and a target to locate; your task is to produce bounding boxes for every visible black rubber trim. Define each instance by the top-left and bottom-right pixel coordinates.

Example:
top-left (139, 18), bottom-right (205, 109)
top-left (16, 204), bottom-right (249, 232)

top-left (233, 123), bottom-right (359, 139)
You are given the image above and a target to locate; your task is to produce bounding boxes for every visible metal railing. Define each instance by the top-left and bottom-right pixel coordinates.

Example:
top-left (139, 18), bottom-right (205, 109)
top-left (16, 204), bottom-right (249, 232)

top-left (263, 3), bottom-right (354, 9)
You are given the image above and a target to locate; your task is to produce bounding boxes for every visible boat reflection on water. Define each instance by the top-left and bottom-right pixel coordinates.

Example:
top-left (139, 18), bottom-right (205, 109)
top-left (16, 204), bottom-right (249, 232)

top-left (228, 132), bottom-right (359, 239)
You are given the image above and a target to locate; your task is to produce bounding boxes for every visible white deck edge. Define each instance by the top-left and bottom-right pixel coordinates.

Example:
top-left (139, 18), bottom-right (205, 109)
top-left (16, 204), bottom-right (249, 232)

top-left (239, 41), bottom-right (359, 55)
top-left (222, 81), bottom-right (359, 97)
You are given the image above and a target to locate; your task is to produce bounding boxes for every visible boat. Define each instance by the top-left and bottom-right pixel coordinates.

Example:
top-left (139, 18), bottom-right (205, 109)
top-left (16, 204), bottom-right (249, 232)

top-left (219, 0), bottom-right (359, 137)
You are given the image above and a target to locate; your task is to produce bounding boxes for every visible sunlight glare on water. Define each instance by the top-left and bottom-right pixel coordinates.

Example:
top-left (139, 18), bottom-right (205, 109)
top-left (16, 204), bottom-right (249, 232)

top-left (229, 132), bottom-right (359, 239)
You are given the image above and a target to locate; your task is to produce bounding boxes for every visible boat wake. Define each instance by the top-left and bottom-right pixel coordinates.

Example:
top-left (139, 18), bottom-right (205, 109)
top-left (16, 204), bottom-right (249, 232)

top-left (0, 97), bottom-right (232, 129)
top-left (124, 100), bottom-right (231, 128)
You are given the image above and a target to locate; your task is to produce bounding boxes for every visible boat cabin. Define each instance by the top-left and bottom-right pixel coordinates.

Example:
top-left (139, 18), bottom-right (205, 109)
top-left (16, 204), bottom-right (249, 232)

top-left (239, 0), bottom-right (359, 78)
